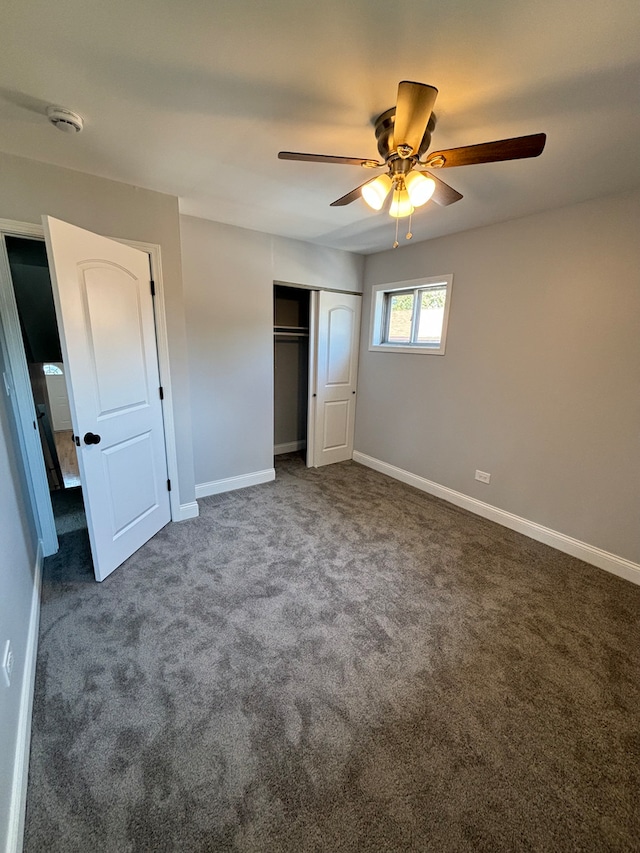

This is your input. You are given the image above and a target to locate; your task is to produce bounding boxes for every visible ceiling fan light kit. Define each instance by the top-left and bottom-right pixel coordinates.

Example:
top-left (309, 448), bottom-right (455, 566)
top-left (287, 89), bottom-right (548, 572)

top-left (389, 187), bottom-right (414, 218)
top-left (279, 80), bottom-right (546, 244)
top-left (361, 174), bottom-right (393, 210)
top-left (404, 171), bottom-right (436, 206)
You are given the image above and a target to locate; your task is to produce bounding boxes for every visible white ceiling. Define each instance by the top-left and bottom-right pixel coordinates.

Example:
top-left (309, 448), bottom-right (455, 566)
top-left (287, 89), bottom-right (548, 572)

top-left (1, 0), bottom-right (639, 254)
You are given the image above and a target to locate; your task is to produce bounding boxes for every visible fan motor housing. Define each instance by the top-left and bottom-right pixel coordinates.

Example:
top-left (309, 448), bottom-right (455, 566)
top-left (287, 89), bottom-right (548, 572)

top-left (375, 108), bottom-right (437, 161)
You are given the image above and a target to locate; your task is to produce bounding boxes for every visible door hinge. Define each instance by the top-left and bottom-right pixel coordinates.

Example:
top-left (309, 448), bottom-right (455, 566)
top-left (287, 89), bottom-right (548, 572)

top-left (33, 420), bottom-right (37, 430)
top-left (167, 478), bottom-right (171, 492)
top-left (150, 280), bottom-right (156, 297)
top-left (159, 386), bottom-right (164, 400)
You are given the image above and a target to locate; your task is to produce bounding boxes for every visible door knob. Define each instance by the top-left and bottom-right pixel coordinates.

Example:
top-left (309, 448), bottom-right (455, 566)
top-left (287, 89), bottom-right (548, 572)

top-left (83, 432), bottom-right (101, 445)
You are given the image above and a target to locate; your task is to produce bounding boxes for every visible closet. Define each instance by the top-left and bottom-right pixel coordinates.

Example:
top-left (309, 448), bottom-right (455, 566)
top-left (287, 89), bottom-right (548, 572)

top-left (273, 285), bottom-right (310, 457)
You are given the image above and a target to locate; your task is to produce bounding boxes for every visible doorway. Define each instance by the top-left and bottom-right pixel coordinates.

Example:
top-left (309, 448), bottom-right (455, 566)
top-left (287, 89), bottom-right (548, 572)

top-left (6, 237), bottom-right (82, 488)
top-left (2, 234), bottom-right (87, 545)
top-left (0, 217), bottom-right (182, 580)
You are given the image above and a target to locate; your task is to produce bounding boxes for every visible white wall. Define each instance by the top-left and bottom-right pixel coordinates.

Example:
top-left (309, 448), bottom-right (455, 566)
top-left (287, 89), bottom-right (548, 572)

top-left (0, 345), bottom-right (38, 853)
top-left (0, 151), bottom-right (196, 503)
top-left (356, 190), bottom-right (640, 565)
top-left (180, 215), bottom-right (363, 488)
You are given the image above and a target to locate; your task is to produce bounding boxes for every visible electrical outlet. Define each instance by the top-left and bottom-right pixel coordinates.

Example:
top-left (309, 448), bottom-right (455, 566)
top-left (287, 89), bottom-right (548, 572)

top-left (475, 470), bottom-right (491, 484)
top-left (2, 640), bottom-right (14, 687)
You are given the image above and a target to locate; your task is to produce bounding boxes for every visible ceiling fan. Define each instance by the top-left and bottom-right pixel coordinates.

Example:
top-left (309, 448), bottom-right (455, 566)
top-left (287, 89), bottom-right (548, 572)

top-left (279, 81), bottom-right (546, 226)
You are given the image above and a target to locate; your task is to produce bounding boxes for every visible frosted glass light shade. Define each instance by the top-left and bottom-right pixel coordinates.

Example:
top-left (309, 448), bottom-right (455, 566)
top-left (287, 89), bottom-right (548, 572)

top-left (389, 188), bottom-right (414, 218)
top-left (405, 171), bottom-right (436, 207)
top-left (361, 174), bottom-right (393, 210)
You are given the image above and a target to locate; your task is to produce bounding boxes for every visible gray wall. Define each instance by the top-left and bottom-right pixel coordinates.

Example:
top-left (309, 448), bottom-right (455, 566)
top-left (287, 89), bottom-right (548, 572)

top-left (0, 345), bottom-right (38, 853)
top-left (0, 151), bottom-right (196, 503)
top-left (180, 215), bottom-right (363, 487)
top-left (356, 190), bottom-right (640, 564)
top-left (272, 234), bottom-right (363, 293)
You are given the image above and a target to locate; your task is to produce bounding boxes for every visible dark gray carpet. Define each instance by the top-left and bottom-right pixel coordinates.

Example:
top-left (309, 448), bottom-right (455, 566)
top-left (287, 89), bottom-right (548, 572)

top-left (24, 454), bottom-right (640, 852)
top-left (50, 487), bottom-right (86, 536)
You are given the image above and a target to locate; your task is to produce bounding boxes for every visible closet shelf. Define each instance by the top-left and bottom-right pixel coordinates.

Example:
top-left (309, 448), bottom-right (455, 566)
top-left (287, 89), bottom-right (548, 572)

top-left (274, 325), bottom-right (308, 332)
top-left (274, 324), bottom-right (309, 338)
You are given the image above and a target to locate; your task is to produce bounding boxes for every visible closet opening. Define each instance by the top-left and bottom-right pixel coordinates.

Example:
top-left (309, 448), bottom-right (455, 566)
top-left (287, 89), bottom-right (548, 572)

top-left (273, 284), bottom-right (312, 463)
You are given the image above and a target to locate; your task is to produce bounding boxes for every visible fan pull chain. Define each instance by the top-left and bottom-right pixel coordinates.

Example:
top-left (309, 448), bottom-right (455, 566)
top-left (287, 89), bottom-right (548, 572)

top-left (393, 216), bottom-right (399, 249)
top-left (406, 212), bottom-right (413, 241)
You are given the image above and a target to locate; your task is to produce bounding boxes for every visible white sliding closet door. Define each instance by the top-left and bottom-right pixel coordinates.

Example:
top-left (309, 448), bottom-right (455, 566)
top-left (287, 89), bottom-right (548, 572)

top-left (311, 290), bottom-right (361, 467)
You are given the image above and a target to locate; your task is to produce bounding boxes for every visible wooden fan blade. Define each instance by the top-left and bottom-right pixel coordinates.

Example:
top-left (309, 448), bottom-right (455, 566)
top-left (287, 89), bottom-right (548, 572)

top-left (278, 151), bottom-right (382, 167)
top-left (425, 133), bottom-right (546, 168)
top-left (330, 178), bottom-right (376, 207)
top-left (417, 172), bottom-right (463, 206)
top-left (394, 81), bottom-right (438, 156)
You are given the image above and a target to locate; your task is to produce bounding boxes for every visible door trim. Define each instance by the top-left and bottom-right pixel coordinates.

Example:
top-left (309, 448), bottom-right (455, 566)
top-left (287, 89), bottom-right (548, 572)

top-left (306, 290), bottom-right (318, 468)
top-left (0, 219), bottom-right (186, 553)
top-left (121, 238), bottom-right (182, 523)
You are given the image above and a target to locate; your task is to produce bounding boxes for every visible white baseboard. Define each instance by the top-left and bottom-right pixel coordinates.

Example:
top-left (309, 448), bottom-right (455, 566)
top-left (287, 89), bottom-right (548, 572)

top-left (353, 451), bottom-right (640, 587)
top-left (176, 501), bottom-right (199, 521)
top-left (6, 541), bottom-right (43, 853)
top-left (274, 440), bottom-right (306, 456)
top-left (196, 468), bottom-right (275, 499)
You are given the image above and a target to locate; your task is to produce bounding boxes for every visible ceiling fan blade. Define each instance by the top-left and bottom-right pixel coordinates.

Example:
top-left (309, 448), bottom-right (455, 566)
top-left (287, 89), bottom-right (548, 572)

top-left (329, 179), bottom-right (376, 207)
top-left (425, 133), bottom-right (546, 168)
top-left (278, 151), bottom-right (382, 167)
top-left (418, 172), bottom-right (463, 206)
top-left (393, 81), bottom-right (438, 156)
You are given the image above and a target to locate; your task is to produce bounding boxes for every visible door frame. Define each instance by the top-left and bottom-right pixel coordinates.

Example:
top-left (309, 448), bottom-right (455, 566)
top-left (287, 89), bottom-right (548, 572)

top-left (0, 218), bottom-right (182, 556)
top-left (306, 290), bottom-right (318, 468)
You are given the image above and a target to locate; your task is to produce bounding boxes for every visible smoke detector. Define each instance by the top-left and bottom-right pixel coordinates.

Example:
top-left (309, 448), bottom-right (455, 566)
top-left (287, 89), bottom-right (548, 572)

top-left (46, 107), bottom-right (84, 133)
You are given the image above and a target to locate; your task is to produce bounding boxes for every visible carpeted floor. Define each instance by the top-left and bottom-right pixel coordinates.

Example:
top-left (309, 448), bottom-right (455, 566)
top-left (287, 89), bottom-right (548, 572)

top-left (50, 486), bottom-right (86, 535)
top-left (24, 455), bottom-right (640, 852)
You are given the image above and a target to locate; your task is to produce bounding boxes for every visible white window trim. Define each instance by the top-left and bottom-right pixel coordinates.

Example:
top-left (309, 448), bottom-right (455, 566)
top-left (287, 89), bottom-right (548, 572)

top-left (369, 274), bottom-right (453, 355)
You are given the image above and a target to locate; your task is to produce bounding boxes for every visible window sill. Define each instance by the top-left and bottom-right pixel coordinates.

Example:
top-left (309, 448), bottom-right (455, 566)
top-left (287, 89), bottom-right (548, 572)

top-left (368, 342), bottom-right (446, 355)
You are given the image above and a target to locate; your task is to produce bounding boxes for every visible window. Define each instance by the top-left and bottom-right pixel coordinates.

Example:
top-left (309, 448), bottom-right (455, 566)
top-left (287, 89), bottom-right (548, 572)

top-left (369, 275), bottom-right (453, 355)
top-left (43, 363), bottom-right (64, 375)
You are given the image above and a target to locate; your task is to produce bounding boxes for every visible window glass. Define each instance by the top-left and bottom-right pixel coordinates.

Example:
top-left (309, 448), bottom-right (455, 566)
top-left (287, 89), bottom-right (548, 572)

top-left (386, 292), bottom-right (414, 343)
top-left (43, 363), bottom-right (64, 375)
top-left (416, 286), bottom-right (447, 345)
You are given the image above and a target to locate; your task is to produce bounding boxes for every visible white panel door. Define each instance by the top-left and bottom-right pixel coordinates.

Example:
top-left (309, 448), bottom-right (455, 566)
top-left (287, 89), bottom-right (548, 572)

top-left (43, 216), bottom-right (171, 581)
top-left (313, 290), bottom-right (361, 467)
top-left (44, 363), bottom-right (72, 430)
